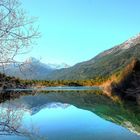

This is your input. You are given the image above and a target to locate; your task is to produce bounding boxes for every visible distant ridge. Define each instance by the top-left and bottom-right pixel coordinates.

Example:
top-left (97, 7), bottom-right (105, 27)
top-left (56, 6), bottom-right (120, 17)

top-left (47, 33), bottom-right (140, 80)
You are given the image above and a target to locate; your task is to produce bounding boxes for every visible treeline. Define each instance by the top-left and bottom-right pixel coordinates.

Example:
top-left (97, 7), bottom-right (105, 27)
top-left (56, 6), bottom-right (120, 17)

top-left (0, 72), bottom-right (116, 88)
top-left (21, 76), bottom-right (110, 87)
top-left (0, 70), bottom-right (123, 88)
top-left (20, 68), bottom-right (125, 87)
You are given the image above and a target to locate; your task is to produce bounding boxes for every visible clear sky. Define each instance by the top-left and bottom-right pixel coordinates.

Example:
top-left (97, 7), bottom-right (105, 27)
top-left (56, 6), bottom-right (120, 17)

top-left (18, 0), bottom-right (140, 65)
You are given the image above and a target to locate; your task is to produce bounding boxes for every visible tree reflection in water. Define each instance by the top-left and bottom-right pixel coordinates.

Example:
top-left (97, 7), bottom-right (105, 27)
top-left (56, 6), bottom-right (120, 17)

top-left (0, 100), bottom-right (47, 140)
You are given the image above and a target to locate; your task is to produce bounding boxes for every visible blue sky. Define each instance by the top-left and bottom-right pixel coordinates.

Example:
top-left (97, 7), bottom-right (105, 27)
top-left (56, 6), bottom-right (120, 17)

top-left (18, 0), bottom-right (140, 65)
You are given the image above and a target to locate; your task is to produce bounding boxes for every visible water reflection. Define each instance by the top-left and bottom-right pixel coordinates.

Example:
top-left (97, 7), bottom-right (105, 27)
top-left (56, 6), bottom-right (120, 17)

top-left (0, 102), bottom-right (26, 136)
top-left (23, 104), bottom-right (140, 140)
top-left (0, 90), bottom-right (140, 140)
top-left (0, 101), bottom-right (46, 140)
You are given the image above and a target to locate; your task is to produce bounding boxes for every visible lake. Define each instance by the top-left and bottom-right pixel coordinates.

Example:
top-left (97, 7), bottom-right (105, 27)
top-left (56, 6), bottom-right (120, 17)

top-left (0, 87), bottom-right (140, 140)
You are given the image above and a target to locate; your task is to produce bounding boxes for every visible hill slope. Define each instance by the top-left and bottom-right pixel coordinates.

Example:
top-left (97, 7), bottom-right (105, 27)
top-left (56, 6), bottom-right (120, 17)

top-left (47, 34), bottom-right (140, 80)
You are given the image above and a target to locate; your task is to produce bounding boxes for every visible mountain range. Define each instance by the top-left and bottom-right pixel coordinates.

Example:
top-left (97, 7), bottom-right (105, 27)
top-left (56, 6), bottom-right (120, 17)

top-left (2, 33), bottom-right (140, 80)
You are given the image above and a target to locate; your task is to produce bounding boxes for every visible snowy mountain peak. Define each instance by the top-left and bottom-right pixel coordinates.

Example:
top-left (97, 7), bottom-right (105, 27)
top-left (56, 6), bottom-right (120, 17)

top-left (122, 33), bottom-right (140, 50)
top-left (24, 57), bottom-right (70, 69)
top-left (96, 33), bottom-right (140, 59)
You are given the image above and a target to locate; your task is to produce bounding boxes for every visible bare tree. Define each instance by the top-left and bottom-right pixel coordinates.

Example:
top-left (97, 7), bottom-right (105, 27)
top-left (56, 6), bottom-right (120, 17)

top-left (0, 0), bottom-right (40, 66)
top-left (0, 0), bottom-right (43, 139)
top-left (0, 101), bottom-right (47, 139)
top-left (0, 0), bottom-right (40, 89)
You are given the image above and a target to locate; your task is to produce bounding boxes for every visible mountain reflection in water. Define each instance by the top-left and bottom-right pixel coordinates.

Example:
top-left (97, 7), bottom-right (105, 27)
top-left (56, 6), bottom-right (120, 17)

top-left (0, 89), bottom-right (140, 140)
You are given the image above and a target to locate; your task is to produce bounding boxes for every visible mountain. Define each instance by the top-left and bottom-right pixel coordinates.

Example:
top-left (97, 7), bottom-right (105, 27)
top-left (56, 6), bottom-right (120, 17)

top-left (2, 33), bottom-right (140, 80)
top-left (1, 57), bottom-right (70, 80)
top-left (47, 33), bottom-right (140, 80)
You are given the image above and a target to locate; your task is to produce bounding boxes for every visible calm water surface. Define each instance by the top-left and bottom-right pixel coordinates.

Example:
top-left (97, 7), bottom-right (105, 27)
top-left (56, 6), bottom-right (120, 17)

top-left (1, 87), bottom-right (140, 140)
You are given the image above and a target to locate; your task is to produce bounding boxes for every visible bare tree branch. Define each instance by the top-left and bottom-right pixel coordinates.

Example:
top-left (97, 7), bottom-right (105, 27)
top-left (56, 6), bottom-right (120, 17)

top-left (0, 0), bottom-right (40, 66)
